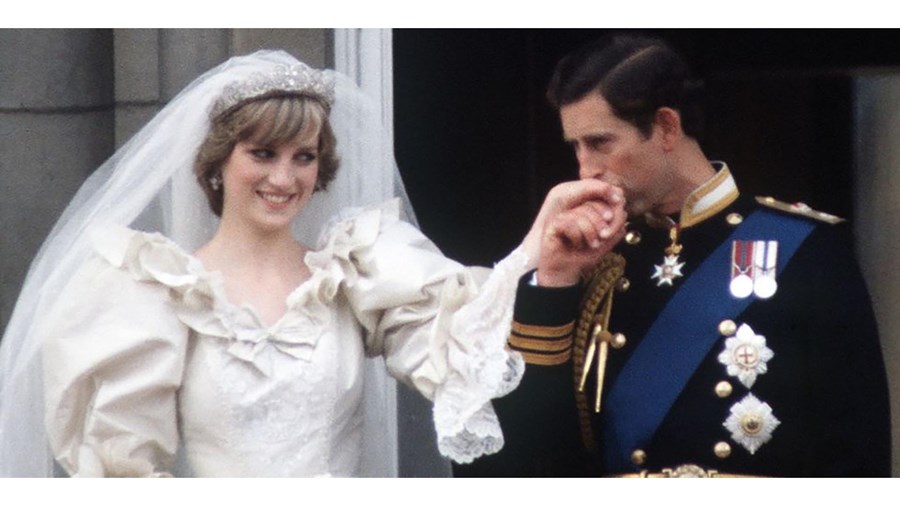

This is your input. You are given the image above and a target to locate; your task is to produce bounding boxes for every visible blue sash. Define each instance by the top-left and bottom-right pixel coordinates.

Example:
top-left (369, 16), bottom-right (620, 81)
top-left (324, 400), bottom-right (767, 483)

top-left (602, 209), bottom-right (816, 471)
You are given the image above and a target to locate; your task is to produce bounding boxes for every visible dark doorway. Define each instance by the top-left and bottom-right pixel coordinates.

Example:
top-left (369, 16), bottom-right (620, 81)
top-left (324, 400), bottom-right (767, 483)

top-left (393, 29), bottom-right (900, 271)
top-left (393, 30), bottom-right (900, 477)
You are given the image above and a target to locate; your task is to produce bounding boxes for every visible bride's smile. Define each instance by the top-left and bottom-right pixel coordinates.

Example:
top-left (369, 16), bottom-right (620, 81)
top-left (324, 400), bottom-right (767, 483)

top-left (221, 132), bottom-right (320, 232)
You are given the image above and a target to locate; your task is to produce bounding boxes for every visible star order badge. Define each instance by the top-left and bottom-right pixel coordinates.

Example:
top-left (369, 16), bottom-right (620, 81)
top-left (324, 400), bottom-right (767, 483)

top-left (652, 223), bottom-right (685, 287)
top-left (717, 323), bottom-right (774, 388)
top-left (724, 393), bottom-right (780, 454)
top-left (652, 254), bottom-right (685, 286)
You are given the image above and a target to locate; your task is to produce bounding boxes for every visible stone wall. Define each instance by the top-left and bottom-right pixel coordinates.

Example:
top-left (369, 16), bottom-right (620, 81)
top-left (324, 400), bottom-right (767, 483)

top-left (0, 28), bottom-right (331, 334)
top-left (0, 29), bottom-right (115, 332)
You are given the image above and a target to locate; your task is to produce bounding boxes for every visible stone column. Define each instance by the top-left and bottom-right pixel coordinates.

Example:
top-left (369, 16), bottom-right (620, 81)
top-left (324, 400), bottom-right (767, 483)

top-left (159, 29), bottom-right (231, 101)
top-left (853, 73), bottom-right (900, 476)
top-left (113, 29), bottom-right (161, 145)
top-left (232, 29), bottom-right (333, 70)
top-left (112, 29), bottom-right (333, 145)
top-left (0, 29), bottom-right (114, 332)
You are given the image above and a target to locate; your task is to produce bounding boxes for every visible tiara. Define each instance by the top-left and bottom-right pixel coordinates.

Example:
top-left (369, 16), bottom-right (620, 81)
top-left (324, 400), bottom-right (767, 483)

top-left (210, 63), bottom-right (335, 118)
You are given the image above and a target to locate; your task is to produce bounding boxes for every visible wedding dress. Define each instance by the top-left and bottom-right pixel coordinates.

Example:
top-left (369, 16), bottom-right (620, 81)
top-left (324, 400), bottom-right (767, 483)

top-left (42, 201), bottom-right (527, 477)
top-left (0, 50), bottom-right (527, 477)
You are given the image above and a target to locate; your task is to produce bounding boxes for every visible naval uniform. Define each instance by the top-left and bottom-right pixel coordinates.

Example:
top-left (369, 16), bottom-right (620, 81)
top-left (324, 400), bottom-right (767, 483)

top-left (454, 165), bottom-right (891, 477)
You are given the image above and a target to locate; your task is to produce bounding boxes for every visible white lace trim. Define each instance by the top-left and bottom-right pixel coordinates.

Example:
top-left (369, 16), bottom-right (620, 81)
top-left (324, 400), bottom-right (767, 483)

top-left (436, 403), bottom-right (505, 464)
top-left (433, 246), bottom-right (529, 463)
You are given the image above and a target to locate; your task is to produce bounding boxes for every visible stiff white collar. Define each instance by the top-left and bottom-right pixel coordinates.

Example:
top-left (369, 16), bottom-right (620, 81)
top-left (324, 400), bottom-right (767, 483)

top-left (679, 162), bottom-right (739, 229)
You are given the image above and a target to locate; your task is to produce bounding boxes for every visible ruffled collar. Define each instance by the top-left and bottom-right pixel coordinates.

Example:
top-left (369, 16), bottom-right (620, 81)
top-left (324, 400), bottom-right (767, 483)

top-left (88, 199), bottom-right (401, 376)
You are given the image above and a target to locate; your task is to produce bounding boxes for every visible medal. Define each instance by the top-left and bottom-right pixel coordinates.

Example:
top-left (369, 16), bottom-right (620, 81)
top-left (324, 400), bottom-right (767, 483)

top-left (652, 224), bottom-right (685, 286)
top-left (753, 240), bottom-right (778, 299)
top-left (723, 393), bottom-right (780, 455)
top-left (652, 254), bottom-right (685, 286)
top-left (717, 323), bottom-right (774, 388)
top-left (729, 241), bottom-right (754, 298)
top-left (730, 240), bottom-right (779, 299)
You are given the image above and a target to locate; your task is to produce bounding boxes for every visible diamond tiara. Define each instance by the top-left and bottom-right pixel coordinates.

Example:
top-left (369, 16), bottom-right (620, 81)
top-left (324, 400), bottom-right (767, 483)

top-left (210, 63), bottom-right (335, 118)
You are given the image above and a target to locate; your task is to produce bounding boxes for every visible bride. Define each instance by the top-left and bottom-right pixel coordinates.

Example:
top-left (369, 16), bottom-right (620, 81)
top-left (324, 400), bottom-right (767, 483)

top-left (0, 50), bottom-right (623, 477)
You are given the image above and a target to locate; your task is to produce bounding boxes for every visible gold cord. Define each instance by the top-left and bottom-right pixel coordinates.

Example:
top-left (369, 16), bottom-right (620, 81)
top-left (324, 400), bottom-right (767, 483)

top-left (572, 253), bottom-right (625, 450)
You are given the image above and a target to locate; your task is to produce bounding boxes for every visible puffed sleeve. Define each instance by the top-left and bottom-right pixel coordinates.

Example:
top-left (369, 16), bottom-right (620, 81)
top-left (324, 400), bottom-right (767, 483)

top-left (311, 200), bottom-right (528, 464)
top-left (41, 233), bottom-right (189, 477)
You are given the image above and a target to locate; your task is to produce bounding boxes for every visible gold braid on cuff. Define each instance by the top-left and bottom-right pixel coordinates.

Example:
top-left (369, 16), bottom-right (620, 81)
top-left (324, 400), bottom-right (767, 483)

top-left (509, 321), bottom-right (575, 366)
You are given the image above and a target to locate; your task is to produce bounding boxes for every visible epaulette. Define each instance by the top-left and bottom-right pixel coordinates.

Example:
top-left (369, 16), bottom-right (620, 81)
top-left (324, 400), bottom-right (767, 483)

top-left (755, 196), bottom-right (845, 225)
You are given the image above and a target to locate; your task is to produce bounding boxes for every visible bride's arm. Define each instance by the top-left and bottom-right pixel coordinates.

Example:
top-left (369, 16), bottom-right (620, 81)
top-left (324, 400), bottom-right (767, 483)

top-left (331, 188), bottom-right (623, 464)
top-left (41, 256), bottom-right (188, 477)
top-left (329, 203), bottom-right (525, 464)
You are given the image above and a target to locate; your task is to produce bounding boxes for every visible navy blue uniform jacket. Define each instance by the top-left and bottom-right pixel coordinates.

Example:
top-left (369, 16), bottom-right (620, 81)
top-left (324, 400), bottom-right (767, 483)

top-left (455, 194), bottom-right (891, 477)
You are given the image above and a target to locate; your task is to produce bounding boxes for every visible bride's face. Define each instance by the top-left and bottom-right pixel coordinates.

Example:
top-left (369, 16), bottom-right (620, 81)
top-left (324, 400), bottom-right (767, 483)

top-left (220, 127), bottom-right (320, 233)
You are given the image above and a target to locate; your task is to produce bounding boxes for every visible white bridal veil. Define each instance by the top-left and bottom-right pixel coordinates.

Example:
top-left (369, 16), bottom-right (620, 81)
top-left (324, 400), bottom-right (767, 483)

top-left (0, 48), bottom-right (412, 477)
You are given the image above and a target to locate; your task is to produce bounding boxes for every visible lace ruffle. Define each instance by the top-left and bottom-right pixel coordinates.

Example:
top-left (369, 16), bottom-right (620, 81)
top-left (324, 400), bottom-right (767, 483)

top-left (304, 199), bottom-right (398, 291)
top-left (436, 403), bottom-right (505, 464)
top-left (433, 247), bottom-right (528, 463)
top-left (88, 229), bottom-right (306, 375)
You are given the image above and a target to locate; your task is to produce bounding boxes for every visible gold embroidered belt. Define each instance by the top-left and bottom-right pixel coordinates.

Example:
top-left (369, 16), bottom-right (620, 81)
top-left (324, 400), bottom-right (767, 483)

top-left (611, 464), bottom-right (762, 478)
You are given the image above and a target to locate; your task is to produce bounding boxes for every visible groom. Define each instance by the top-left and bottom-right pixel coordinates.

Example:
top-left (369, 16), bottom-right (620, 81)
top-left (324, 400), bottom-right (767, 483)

top-left (465, 34), bottom-right (890, 477)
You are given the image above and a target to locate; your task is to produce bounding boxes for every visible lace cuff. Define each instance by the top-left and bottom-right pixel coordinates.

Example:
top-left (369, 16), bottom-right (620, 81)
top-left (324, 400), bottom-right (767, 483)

top-left (432, 247), bottom-right (529, 463)
top-left (435, 403), bottom-right (505, 464)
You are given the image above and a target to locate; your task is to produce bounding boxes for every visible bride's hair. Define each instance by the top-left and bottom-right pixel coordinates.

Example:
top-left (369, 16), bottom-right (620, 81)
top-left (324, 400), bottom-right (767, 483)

top-left (194, 95), bottom-right (340, 216)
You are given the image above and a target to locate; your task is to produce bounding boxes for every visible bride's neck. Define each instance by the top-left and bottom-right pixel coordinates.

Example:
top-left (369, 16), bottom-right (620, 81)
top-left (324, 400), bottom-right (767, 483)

top-left (198, 219), bottom-right (302, 269)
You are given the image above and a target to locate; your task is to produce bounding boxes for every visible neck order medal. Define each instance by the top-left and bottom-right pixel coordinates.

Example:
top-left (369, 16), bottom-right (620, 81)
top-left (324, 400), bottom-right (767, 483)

top-left (652, 224), bottom-right (685, 287)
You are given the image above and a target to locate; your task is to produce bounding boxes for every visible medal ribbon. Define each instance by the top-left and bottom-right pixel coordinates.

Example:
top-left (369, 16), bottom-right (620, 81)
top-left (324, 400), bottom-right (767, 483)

top-left (601, 209), bottom-right (816, 472)
top-left (731, 240), bottom-right (753, 278)
top-left (759, 240), bottom-right (778, 276)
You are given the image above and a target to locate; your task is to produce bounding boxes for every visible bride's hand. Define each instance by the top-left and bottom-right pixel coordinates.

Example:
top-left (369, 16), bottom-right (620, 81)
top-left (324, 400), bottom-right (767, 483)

top-left (522, 179), bottom-right (626, 286)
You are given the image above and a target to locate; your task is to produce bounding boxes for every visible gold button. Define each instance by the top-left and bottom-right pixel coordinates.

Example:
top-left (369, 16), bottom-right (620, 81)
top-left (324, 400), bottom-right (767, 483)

top-left (726, 213), bottom-right (743, 226)
top-left (616, 277), bottom-right (631, 292)
top-left (625, 230), bottom-right (641, 245)
top-left (611, 333), bottom-right (627, 349)
top-left (630, 449), bottom-right (647, 466)
top-left (718, 319), bottom-right (737, 337)
top-left (714, 441), bottom-right (732, 459)
top-left (715, 381), bottom-right (733, 398)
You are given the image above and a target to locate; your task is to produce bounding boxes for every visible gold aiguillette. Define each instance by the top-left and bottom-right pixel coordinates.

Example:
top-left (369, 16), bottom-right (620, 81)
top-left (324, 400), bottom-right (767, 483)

top-left (579, 288), bottom-right (615, 413)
